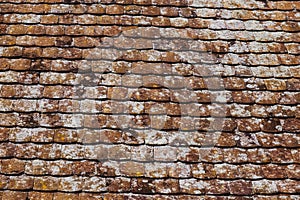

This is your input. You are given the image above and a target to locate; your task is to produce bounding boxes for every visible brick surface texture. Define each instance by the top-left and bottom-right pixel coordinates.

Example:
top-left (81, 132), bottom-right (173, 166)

top-left (0, 0), bottom-right (299, 199)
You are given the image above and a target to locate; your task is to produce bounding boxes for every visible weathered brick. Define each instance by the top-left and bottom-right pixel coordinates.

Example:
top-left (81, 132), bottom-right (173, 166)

top-left (107, 177), bottom-right (131, 192)
top-left (247, 148), bottom-right (271, 163)
top-left (252, 180), bottom-right (278, 194)
top-left (53, 193), bottom-right (79, 200)
top-left (153, 179), bottom-right (180, 194)
top-left (2, 191), bottom-right (27, 200)
top-left (28, 192), bottom-right (53, 200)
top-left (1, 158), bottom-right (25, 174)
top-left (238, 164), bottom-right (263, 179)
top-left (8, 175), bottom-right (34, 190)
top-left (34, 176), bottom-right (59, 191)
top-left (229, 180), bottom-right (253, 195)
top-left (262, 164), bottom-right (287, 179)
top-left (131, 178), bottom-right (155, 194)
top-left (83, 177), bottom-right (107, 192)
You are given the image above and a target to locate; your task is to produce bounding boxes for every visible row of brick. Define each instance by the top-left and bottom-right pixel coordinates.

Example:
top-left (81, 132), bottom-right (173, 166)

top-left (1, 126), bottom-right (299, 147)
top-left (0, 141), bottom-right (299, 162)
top-left (0, 97), bottom-right (298, 117)
top-left (1, 4), bottom-right (299, 21)
top-left (1, 71), bottom-right (298, 91)
top-left (0, 191), bottom-right (299, 200)
top-left (1, 0), bottom-right (300, 11)
top-left (0, 156), bottom-right (299, 177)
top-left (2, 24), bottom-right (300, 43)
top-left (2, 14), bottom-right (300, 32)
top-left (0, 84), bottom-right (298, 104)
top-left (1, 36), bottom-right (299, 55)
top-left (1, 47), bottom-right (300, 66)
top-left (1, 59), bottom-right (299, 78)
top-left (0, 175), bottom-right (298, 195)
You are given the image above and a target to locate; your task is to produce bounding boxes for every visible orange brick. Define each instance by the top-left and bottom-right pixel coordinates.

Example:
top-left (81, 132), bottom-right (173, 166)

top-left (41, 15), bottom-right (59, 24)
top-left (1, 159), bottom-right (25, 174)
top-left (106, 5), bottom-right (124, 14)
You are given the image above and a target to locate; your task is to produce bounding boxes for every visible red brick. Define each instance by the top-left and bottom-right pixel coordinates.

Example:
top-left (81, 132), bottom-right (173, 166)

top-left (191, 163), bottom-right (216, 179)
top-left (238, 164), bottom-right (263, 179)
top-left (229, 180), bottom-right (253, 195)
top-left (262, 164), bottom-right (287, 179)
top-left (8, 175), bottom-right (34, 190)
top-left (237, 118), bottom-right (261, 132)
top-left (23, 47), bottom-right (42, 58)
top-left (53, 193), bottom-right (79, 200)
top-left (131, 178), bottom-right (155, 194)
top-left (107, 177), bottom-right (131, 192)
top-left (1, 158), bottom-right (25, 174)
top-left (2, 191), bottom-right (27, 200)
top-left (106, 5), bottom-right (124, 14)
top-left (28, 192), bottom-right (53, 200)
top-left (41, 15), bottom-right (59, 24)
top-left (283, 118), bottom-right (300, 132)
top-left (0, 174), bottom-right (9, 189)
top-left (153, 179), bottom-right (180, 194)
top-left (205, 180), bottom-right (229, 194)
top-left (34, 176), bottom-right (59, 191)
top-left (120, 161), bottom-right (145, 177)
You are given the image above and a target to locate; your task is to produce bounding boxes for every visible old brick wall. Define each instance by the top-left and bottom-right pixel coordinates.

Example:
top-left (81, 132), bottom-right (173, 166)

top-left (0, 0), bottom-right (299, 199)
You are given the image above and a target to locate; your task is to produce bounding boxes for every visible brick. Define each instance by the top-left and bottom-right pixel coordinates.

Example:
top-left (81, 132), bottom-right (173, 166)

top-left (120, 161), bottom-right (145, 176)
top-left (1, 158), bottom-right (25, 174)
top-left (2, 46), bottom-right (23, 57)
top-left (7, 25), bottom-right (27, 35)
top-left (153, 179), bottom-right (180, 194)
top-left (0, 128), bottom-right (9, 141)
top-left (34, 176), bottom-right (59, 191)
top-left (252, 180), bottom-right (278, 194)
top-left (237, 118), bottom-right (261, 132)
top-left (49, 160), bottom-right (73, 176)
top-left (28, 192), bottom-right (53, 200)
top-left (283, 118), bottom-right (300, 132)
top-left (97, 161), bottom-right (120, 177)
top-left (247, 148), bottom-right (271, 163)
top-left (108, 144), bottom-right (131, 160)
top-left (0, 174), bottom-right (9, 189)
top-left (215, 164), bottom-right (239, 179)
top-left (191, 163), bottom-right (216, 179)
top-left (23, 47), bottom-right (42, 58)
top-left (277, 180), bottom-right (299, 193)
top-left (46, 25), bottom-right (64, 35)
top-left (286, 164), bottom-right (300, 179)
top-left (229, 180), bottom-right (253, 195)
top-left (53, 193), bottom-right (79, 200)
top-left (238, 164), bottom-right (263, 179)
top-left (2, 191), bottom-right (27, 200)
top-left (8, 175), bottom-right (34, 190)
top-left (107, 177), bottom-right (131, 192)
top-left (41, 15), bottom-right (59, 24)
top-left (39, 144), bottom-right (62, 159)
top-left (205, 180), bottom-right (229, 194)
top-left (268, 148), bottom-right (294, 163)
top-left (179, 179), bottom-right (206, 194)
top-left (131, 178), bottom-right (155, 194)
top-left (154, 146), bottom-right (177, 161)
top-left (223, 148), bottom-right (248, 163)
top-left (262, 164), bottom-right (287, 179)
top-left (264, 79), bottom-right (287, 90)
top-left (0, 35), bottom-right (16, 45)
top-left (26, 25), bottom-right (46, 35)
top-left (145, 162), bottom-right (168, 178)
top-left (25, 160), bottom-right (50, 175)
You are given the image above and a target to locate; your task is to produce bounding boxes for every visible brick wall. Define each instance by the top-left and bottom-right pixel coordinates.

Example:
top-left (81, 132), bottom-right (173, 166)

top-left (0, 0), bottom-right (299, 199)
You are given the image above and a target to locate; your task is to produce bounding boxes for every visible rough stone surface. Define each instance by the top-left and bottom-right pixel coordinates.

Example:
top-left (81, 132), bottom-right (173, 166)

top-left (0, 0), bottom-right (299, 199)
